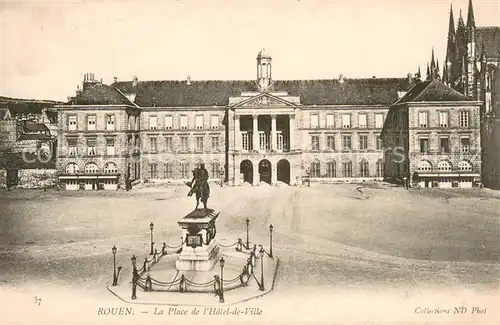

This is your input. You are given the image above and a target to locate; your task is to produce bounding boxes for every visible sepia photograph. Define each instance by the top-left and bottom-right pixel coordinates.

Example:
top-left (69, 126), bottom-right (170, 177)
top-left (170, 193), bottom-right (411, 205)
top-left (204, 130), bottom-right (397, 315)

top-left (0, 0), bottom-right (499, 324)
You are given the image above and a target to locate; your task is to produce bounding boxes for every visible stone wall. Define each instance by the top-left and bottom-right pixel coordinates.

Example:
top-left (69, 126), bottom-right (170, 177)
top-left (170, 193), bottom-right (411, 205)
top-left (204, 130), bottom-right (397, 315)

top-left (17, 169), bottom-right (58, 188)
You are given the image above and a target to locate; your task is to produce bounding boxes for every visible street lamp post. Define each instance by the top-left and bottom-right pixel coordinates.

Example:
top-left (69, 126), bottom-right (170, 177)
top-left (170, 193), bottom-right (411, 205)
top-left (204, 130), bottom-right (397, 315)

top-left (269, 224), bottom-right (273, 258)
top-left (258, 246), bottom-right (265, 291)
top-left (245, 218), bottom-right (250, 249)
top-left (149, 222), bottom-right (154, 255)
top-left (219, 257), bottom-right (225, 303)
top-left (219, 168), bottom-right (224, 188)
top-left (112, 245), bottom-right (117, 286)
top-left (131, 255), bottom-right (137, 300)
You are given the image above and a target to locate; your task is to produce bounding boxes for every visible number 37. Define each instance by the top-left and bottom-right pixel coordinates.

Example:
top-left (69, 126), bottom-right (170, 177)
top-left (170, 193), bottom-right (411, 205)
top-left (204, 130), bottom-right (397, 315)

top-left (33, 296), bottom-right (41, 306)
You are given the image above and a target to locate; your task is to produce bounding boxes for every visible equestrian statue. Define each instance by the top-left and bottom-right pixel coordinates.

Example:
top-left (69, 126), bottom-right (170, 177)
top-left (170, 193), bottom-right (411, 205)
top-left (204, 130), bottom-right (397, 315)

top-left (186, 163), bottom-right (210, 211)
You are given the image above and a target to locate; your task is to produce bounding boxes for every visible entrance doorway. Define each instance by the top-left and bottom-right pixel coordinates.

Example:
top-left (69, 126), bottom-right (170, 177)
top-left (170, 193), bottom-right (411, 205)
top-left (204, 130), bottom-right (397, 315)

top-left (240, 160), bottom-right (253, 184)
top-left (277, 159), bottom-right (290, 184)
top-left (258, 159), bottom-right (272, 184)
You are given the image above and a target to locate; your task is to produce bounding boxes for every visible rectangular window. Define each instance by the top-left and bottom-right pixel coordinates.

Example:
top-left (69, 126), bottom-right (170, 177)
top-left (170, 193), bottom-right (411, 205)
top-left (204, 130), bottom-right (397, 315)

top-left (460, 137), bottom-right (470, 153)
top-left (195, 115), bottom-right (203, 130)
top-left (342, 162), bottom-right (353, 177)
top-left (342, 114), bottom-right (351, 128)
top-left (180, 116), bottom-right (188, 130)
top-left (327, 136), bottom-right (335, 151)
top-left (211, 136), bottom-right (219, 151)
top-left (87, 139), bottom-right (96, 156)
top-left (180, 136), bottom-right (188, 152)
top-left (106, 138), bottom-right (115, 155)
top-left (418, 111), bottom-right (428, 128)
top-left (376, 135), bottom-right (382, 150)
top-left (326, 114), bottom-right (334, 128)
top-left (150, 137), bottom-right (157, 152)
top-left (150, 163), bottom-right (158, 179)
top-left (210, 115), bottom-right (219, 130)
top-left (68, 138), bottom-right (77, 156)
top-left (375, 114), bottom-right (384, 128)
top-left (420, 138), bottom-right (429, 153)
top-left (87, 115), bottom-right (96, 131)
top-left (106, 115), bottom-right (115, 131)
top-left (358, 114), bottom-right (367, 128)
top-left (196, 136), bottom-right (204, 152)
top-left (164, 163), bottom-right (173, 179)
top-left (241, 132), bottom-right (249, 151)
top-left (310, 114), bottom-right (319, 129)
top-left (439, 111), bottom-right (448, 128)
top-left (359, 135), bottom-right (368, 150)
top-left (149, 116), bottom-right (157, 130)
top-left (311, 135), bottom-right (320, 151)
top-left (181, 163), bottom-right (189, 178)
top-left (165, 116), bottom-right (173, 130)
top-left (440, 137), bottom-right (450, 153)
top-left (459, 111), bottom-right (469, 128)
top-left (68, 115), bottom-right (77, 131)
top-left (342, 135), bottom-right (352, 150)
top-left (165, 137), bottom-right (173, 152)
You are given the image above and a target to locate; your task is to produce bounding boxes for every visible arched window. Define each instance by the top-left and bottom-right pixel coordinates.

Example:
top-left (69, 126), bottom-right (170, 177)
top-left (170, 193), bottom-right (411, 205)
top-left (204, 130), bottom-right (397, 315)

top-left (376, 159), bottom-right (384, 177)
top-left (417, 160), bottom-right (432, 172)
top-left (310, 159), bottom-right (320, 178)
top-left (149, 161), bottom-right (158, 179)
top-left (104, 162), bottom-right (118, 174)
top-left (437, 160), bottom-right (452, 172)
top-left (458, 160), bottom-right (472, 172)
top-left (211, 160), bottom-right (221, 178)
top-left (164, 161), bottom-right (173, 179)
top-left (65, 163), bottom-right (79, 174)
top-left (84, 163), bottom-right (99, 174)
top-left (342, 160), bottom-right (353, 177)
top-left (360, 160), bottom-right (369, 177)
top-left (180, 161), bottom-right (189, 179)
top-left (327, 160), bottom-right (336, 178)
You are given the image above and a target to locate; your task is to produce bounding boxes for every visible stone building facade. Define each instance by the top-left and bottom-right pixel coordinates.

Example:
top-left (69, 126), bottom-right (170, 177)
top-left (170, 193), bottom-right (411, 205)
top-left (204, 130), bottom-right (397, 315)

top-left (381, 80), bottom-right (482, 188)
top-left (55, 78), bottom-right (141, 190)
top-left (55, 51), bottom-right (417, 189)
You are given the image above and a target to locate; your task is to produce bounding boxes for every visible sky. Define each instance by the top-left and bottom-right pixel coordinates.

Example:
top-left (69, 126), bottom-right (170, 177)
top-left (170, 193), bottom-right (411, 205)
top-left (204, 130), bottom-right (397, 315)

top-left (0, 0), bottom-right (499, 102)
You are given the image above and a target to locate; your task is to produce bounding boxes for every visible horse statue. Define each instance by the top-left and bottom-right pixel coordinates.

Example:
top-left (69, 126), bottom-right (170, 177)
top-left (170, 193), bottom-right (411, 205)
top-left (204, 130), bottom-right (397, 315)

top-left (186, 164), bottom-right (211, 212)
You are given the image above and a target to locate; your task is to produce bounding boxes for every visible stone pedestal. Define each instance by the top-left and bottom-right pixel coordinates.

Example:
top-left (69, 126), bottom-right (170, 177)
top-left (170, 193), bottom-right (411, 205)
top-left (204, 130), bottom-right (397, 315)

top-left (175, 209), bottom-right (221, 271)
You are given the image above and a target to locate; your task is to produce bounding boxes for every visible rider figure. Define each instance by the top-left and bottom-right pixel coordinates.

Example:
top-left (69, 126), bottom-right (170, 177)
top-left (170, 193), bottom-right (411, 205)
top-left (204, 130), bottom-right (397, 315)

top-left (188, 163), bottom-right (210, 210)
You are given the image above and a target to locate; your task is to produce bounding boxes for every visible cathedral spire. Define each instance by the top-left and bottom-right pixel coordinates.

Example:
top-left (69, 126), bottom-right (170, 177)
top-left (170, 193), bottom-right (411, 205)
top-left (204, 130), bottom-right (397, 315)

top-left (430, 48), bottom-right (436, 71)
top-left (426, 63), bottom-right (431, 81)
top-left (446, 3), bottom-right (455, 60)
top-left (467, 0), bottom-right (475, 30)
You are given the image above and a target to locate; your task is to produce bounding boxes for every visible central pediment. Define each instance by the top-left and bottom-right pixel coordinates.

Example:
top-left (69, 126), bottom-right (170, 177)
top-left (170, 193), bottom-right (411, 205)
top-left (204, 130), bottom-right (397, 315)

top-left (229, 92), bottom-right (300, 108)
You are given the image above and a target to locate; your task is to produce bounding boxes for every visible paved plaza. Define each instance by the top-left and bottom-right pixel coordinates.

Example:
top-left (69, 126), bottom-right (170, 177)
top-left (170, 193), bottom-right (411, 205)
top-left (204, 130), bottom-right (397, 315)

top-left (0, 182), bottom-right (499, 324)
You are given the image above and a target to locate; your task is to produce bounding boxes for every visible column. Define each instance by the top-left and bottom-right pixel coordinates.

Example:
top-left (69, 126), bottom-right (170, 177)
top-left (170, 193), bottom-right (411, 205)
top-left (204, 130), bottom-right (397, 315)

top-left (253, 161), bottom-right (259, 185)
top-left (271, 115), bottom-right (277, 151)
top-left (253, 114), bottom-right (259, 152)
top-left (233, 155), bottom-right (240, 186)
top-left (271, 165), bottom-right (277, 185)
top-left (234, 114), bottom-right (241, 151)
top-left (289, 114), bottom-right (295, 151)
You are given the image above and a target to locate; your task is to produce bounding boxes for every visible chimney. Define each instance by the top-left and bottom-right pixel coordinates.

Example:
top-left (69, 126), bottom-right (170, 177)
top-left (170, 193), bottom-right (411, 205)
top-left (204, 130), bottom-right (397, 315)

top-left (113, 76), bottom-right (118, 83)
top-left (186, 75), bottom-right (191, 85)
top-left (132, 76), bottom-right (138, 87)
top-left (338, 74), bottom-right (346, 84)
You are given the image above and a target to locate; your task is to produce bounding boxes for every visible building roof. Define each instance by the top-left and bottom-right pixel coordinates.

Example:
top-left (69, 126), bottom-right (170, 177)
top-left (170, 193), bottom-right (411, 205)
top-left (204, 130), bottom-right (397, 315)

top-left (0, 108), bottom-right (11, 120)
top-left (0, 96), bottom-right (61, 115)
top-left (112, 78), bottom-right (410, 107)
top-left (68, 83), bottom-right (136, 106)
top-left (476, 27), bottom-right (500, 59)
top-left (24, 123), bottom-right (50, 132)
top-left (395, 80), bottom-right (472, 104)
top-left (17, 133), bottom-right (52, 141)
